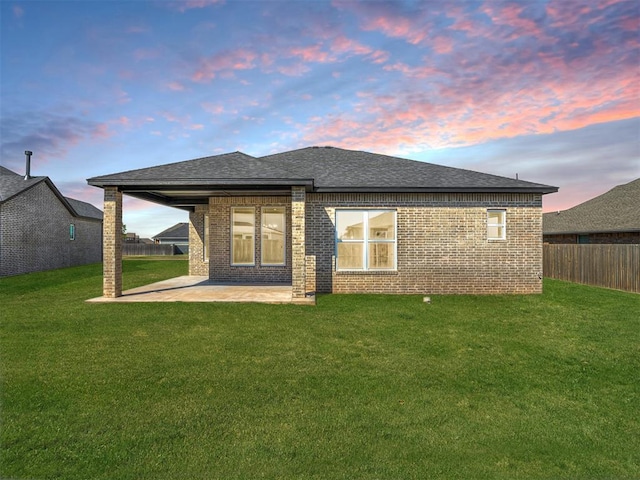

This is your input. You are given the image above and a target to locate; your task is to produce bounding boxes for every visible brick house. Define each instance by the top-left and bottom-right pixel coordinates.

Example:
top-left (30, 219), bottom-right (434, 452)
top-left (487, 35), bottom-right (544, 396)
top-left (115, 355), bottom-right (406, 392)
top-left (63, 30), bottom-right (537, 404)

top-left (87, 146), bottom-right (557, 299)
top-left (1, 166), bottom-right (103, 277)
top-left (154, 222), bottom-right (189, 254)
top-left (543, 178), bottom-right (640, 244)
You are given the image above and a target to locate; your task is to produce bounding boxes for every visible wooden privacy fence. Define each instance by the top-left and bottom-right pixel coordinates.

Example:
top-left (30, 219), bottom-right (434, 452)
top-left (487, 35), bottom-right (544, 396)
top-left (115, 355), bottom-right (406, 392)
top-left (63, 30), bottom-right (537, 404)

top-left (543, 244), bottom-right (639, 293)
top-left (122, 244), bottom-right (175, 256)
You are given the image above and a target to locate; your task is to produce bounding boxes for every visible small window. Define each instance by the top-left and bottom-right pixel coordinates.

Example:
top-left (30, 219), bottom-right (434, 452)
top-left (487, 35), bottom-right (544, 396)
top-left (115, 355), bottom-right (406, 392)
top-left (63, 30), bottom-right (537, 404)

top-left (336, 210), bottom-right (396, 271)
top-left (69, 223), bottom-right (75, 241)
top-left (231, 207), bottom-right (255, 265)
top-left (487, 210), bottom-right (506, 240)
top-left (261, 207), bottom-right (286, 266)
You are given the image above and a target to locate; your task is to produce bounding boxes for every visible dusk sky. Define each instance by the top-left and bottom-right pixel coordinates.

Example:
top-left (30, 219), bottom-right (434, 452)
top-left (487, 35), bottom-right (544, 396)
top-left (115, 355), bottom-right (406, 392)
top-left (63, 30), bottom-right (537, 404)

top-left (1, 0), bottom-right (638, 239)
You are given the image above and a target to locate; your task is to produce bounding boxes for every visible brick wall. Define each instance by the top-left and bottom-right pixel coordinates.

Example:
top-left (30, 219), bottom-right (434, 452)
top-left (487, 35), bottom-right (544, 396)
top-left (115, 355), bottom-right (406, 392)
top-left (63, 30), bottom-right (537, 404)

top-left (207, 196), bottom-right (292, 283)
top-left (307, 192), bottom-right (544, 294)
top-left (0, 182), bottom-right (102, 277)
top-left (186, 191), bottom-right (544, 295)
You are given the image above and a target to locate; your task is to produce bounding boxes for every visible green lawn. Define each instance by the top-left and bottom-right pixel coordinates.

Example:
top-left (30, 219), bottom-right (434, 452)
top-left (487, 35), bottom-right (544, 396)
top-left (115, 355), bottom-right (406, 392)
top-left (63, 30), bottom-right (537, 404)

top-left (1, 259), bottom-right (638, 479)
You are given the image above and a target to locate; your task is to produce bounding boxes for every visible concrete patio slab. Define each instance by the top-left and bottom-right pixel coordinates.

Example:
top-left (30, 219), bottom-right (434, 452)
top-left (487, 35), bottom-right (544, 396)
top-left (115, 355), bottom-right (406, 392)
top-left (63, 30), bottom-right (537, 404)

top-left (86, 276), bottom-right (315, 304)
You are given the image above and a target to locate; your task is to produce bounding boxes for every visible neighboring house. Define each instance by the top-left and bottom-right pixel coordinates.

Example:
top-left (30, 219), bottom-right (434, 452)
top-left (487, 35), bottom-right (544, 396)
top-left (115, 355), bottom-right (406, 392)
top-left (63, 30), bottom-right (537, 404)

top-left (153, 222), bottom-right (189, 254)
top-left (87, 146), bottom-right (557, 299)
top-left (543, 178), bottom-right (640, 244)
top-left (1, 165), bottom-right (103, 277)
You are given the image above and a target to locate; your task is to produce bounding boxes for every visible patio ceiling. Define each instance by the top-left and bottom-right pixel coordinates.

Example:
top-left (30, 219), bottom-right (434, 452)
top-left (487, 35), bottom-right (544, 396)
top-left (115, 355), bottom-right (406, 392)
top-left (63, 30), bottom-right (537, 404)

top-left (121, 186), bottom-right (301, 210)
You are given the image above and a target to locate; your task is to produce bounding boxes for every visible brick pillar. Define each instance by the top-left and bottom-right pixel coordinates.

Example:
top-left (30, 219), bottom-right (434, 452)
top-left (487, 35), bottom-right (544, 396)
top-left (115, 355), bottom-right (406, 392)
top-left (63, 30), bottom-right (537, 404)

top-left (103, 187), bottom-right (122, 298)
top-left (189, 207), bottom-right (208, 276)
top-left (291, 186), bottom-right (306, 298)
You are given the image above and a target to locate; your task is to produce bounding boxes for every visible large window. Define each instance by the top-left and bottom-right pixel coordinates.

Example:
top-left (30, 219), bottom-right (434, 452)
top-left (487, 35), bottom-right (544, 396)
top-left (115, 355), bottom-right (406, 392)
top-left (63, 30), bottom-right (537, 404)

top-left (232, 207), bottom-right (255, 265)
top-left (261, 207), bottom-right (286, 266)
top-left (336, 210), bottom-right (396, 271)
top-left (487, 209), bottom-right (506, 240)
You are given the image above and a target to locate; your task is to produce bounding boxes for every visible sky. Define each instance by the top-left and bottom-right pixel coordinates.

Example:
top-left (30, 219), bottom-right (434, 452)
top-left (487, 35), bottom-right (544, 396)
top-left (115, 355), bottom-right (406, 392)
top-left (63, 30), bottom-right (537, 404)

top-left (1, 0), bottom-right (638, 239)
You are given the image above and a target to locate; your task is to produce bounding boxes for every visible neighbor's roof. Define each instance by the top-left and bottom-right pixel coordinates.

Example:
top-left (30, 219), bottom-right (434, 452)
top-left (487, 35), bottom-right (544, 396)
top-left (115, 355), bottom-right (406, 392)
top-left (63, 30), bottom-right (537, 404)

top-left (1, 166), bottom-right (103, 220)
top-left (543, 178), bottom-right (640, 235)
top-left (87, 146), bottom-right (558, 209)
top-left (154, 222), bottom-right (189, 240)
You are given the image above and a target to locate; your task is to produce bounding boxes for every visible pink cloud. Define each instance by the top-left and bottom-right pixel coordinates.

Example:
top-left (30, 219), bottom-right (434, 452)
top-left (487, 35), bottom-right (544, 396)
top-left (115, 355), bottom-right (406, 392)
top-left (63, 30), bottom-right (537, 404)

top-left (333, 1), bottom-right (430, 45)
top-left (192, 48), bottom-right (257, 82)
top-left (276, 63), bottom-right (310, 77)
top-left (289, 45), bottom-right (333, 63)
top-left (331, 35), bottom-right (372, 56)
top-left (201, 103), bottom-right (225, 114)
top-left (480, 2), bottom-right (545, 38)
top-left (167, 81), bottom-right (185, 91)
top-left (383, 62), bottom-right (440, 79)
top-left (432, 36), bottom-right (454, 54)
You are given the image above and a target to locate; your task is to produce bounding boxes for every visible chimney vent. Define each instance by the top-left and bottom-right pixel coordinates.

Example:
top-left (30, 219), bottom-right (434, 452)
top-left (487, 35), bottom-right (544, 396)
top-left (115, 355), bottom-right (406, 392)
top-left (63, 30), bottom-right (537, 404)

top-left (24, 151), bottom-right (33, 180)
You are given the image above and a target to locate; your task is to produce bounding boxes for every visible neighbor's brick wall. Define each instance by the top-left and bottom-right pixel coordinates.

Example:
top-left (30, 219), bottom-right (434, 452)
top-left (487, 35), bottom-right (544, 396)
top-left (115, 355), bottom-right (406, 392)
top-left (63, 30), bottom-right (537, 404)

top-left (306, 192), bottom-right (544, 294)
top-left (208, 196), bottom-right (292, 283)
top-left (0, 182), bottom-right (102, 277)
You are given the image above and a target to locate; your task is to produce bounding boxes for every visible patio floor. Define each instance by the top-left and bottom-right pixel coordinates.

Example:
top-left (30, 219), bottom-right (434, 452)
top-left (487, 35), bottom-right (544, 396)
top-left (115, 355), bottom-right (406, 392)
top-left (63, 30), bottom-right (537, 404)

top-left (86, 276), bottom-right (315, 304)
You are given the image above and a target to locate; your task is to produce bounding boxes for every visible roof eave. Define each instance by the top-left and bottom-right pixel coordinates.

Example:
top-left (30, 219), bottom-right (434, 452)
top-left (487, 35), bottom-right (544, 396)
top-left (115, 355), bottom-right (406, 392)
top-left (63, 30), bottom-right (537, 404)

top-left (87, 178), bottom-right (314, 189)
top-left (314, 186), bottom-right (559, 194)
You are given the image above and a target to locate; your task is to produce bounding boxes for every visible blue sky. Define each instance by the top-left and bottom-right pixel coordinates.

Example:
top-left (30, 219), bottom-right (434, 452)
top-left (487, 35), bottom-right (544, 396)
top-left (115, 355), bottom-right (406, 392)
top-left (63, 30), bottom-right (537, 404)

top-left (1, 0), bottom-right (638, 238)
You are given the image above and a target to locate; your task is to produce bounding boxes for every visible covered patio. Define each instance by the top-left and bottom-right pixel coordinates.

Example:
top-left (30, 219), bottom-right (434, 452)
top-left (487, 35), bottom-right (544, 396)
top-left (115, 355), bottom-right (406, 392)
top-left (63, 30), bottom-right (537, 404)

top-left (87, 276), bottom-right (315, 304)
top-left (87, 152), bottom-right (312, 303)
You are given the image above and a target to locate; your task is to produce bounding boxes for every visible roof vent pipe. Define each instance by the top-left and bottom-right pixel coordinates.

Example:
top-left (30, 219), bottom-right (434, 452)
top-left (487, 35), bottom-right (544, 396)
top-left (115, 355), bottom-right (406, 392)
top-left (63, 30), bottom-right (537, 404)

top-left (24, 150), bottom-right (33, 180)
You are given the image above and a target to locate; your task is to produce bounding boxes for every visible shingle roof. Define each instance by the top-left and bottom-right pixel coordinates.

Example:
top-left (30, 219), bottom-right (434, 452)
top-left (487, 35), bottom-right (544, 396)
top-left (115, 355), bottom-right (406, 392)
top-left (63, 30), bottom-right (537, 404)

top-left (1, 166), bottom-right (103, 220)
top-left (154, 222), bottom-right (189, 240)
top-left (261, 146), bottom-right (555, 192)
top-left (88, 146), bottom-right (557, 196)
top-left (543, 178), bottom-right (640, 234)
top-left (65, 197), bottom-right (103, 220)
top-left (0, 166), bottom-right (47, 202)
top-left (87, 151), bottom-right (308, 186)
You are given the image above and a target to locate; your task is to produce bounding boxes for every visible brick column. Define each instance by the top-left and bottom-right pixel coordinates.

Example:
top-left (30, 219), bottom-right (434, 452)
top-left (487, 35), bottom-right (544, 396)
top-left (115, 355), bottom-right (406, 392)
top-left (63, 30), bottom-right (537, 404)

top-left (291, 186), bottom-right (306, 298)
top-left (189, 207), bottom-right (208, 276)
top-left (103, 187), bottom-right (122, 298)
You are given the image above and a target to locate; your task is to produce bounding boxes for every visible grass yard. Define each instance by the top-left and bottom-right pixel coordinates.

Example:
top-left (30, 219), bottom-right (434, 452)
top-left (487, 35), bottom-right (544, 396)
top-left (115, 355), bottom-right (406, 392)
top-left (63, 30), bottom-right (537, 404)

top-left (1, 259), bottom-right (638, 479)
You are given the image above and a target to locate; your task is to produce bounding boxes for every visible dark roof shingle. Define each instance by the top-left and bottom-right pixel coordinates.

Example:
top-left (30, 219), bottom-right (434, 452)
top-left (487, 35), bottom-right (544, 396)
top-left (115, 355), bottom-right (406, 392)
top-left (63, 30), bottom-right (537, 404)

top-left (88, 146), bottom-right (557, 194)
top-left (1, 166), bottom-right (103, 220)
top-left (543, 178), bottom-right (640, 234)
top-left (154, 222), bottom-right (189, 240)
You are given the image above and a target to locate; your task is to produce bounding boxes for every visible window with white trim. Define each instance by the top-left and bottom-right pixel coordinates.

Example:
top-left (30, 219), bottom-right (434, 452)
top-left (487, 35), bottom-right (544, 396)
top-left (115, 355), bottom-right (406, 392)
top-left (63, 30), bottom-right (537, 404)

top-left (336, 210), bottom-right (396, 271)
top-left (232, 207), bottom-right (255, 265)
top-left (261, 207), bottom-right (286, 266)
top-left (487, 209), bottom-right (506, 240)
top-left (69, 223), bottom-right (75, 241)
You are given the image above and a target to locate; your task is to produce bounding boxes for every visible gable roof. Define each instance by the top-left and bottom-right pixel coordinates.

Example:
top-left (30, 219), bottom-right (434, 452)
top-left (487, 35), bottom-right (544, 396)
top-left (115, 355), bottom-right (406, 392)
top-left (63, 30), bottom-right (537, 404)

top-left (1, 166), bottom-right (103, 220)
top-left (87, 146), bottom-right (557, 210)
top-left (154, 222), bottom-right (189, 240)
top-left (543, 178), bottom-right (640, 235)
